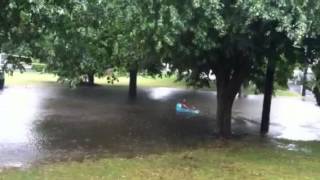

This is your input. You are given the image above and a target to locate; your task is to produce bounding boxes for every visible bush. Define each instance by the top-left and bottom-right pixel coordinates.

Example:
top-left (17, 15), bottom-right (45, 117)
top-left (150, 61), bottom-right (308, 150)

top-left (113, 67), bottom-right (128, 77)
top-left (32, 63), bottom-right (47, 72)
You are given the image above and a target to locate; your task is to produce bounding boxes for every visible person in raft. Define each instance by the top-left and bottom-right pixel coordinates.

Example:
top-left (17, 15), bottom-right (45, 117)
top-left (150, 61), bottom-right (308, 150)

top-left (176, 99), bottom-right (200, 114)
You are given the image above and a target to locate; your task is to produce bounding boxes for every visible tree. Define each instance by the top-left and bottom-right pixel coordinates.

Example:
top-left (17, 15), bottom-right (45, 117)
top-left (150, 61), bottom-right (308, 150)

top-left (0, 0), bottom-right (40, 89)
top-left (297, 1), bottom-right (320, 98)
top-left (34, 0), bottom-right (118, 87)
top-left (305, 37), bottom-right (320, 105)
top-left (248, 19), bottom-right (302, 134)
top-left (242, 0), bottom-right (319, 135)
top-left (113, 0), bottom-right (165, 99)
top-left (295, 1), bottom-right (320, 105)
top-left (157, 0), bottom-right (255, 137)
top-left (144, 0), bottom-right (307, 137)
top-left (241, 0), bottom-right (320, 134)
top-left (0, 54), bottom-right (31, 89)
top-left (312, 61), bottom-right (320, 105)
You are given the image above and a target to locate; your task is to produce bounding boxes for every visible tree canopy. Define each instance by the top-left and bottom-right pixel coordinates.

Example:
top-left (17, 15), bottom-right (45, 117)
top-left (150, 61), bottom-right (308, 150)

top-left (136, 0), bottom-right (310, 136)
top-left (3, 0), bottom-right (320, 137)
top-left (0, 0), bottom-right (38, 75)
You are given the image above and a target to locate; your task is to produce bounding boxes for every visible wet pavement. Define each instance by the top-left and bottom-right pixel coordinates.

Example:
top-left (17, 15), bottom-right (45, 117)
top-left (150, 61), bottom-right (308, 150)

top-left (0, 85), bottom-right (320, 168)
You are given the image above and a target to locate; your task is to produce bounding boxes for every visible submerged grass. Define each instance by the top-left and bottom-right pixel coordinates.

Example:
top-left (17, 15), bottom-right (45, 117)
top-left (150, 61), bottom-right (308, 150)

top-left (1, 139), bottom-right (320, 180)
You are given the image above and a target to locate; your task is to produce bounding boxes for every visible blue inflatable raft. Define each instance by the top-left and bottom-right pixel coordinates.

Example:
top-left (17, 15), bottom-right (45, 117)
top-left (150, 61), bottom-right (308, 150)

top-left (176, 103), bottom-right (200, 115)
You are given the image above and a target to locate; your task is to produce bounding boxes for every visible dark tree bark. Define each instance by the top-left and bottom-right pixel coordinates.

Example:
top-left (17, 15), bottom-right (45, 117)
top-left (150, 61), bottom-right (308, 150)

top-left (87, 73), bottom-right (95, 86)
top-left (129, 68), bottom-right (137, 99)
top-left (215, 58), bottom-right (249, 137)
top-left (0, 78), bottom-right (4, 90)
top-left (313, 86), bottom-right (320, 106)
top-left (302, 62), bottom-right (308, 97)
top-left (216, 87), bottom-right (237, 137)
top-left (260, 58), bottom-right (276, 135)
top-left (238, 85), bottom-right (243, 98)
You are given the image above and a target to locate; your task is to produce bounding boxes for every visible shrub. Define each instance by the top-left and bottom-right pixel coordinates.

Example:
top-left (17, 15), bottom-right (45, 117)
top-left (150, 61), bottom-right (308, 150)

top-left (32, 63), bottom-right (47, 72)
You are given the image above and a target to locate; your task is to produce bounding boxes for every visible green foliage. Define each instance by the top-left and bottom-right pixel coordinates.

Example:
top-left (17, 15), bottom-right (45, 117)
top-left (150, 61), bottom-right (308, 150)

top-left (3, 0), bottom-right (320, 134)
top-left (299, 0), bottom-right (320, 105)
top-left (0, 0), bottom-right (37, 53)
top-left (34, 0), bottom-right (120, 86)
top-left (2, 0), bottom-right (320, 89)
top-left (0, 1), bottom-right (40, 76)
top-left (31, 63), bottom-right (46, 72)
top-left (27, 0), bottom-right (319, 91)
top-left (1, 54), bottom-right (32, 75)
top-left (112, 0), bottom-right (166, 75)
top-left (138, 1), bottom-right (306, 90)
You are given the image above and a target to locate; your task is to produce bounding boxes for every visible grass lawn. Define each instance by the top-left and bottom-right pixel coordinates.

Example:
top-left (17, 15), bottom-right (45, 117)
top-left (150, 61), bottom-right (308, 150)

top-left (275, 89), bottom-right (301, 97)
top-left (6, 72), bottom-right (299, 97)
top-left (1, 139), bottom-right (320, 180)
top-left (5, 72), bottom-right (57, 86)
top-left (97, 75), bottom-right (187, 88)
top-left (5, 72), bottom-right (186, 88)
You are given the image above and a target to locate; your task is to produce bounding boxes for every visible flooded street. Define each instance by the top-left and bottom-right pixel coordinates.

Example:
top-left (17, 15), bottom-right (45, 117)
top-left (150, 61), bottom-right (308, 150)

top-left (0, 85), bottom-right (320, 168)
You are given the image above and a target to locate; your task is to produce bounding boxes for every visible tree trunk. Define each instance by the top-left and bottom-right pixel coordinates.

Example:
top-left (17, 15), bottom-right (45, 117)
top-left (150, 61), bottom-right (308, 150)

top-left (238, 85), bottom-right (243, 98)
top-left (215, 66), bottom-right (247, 138)
top-left (260, 58), bottom-right (276, 135)
top-left (302, 63), bottom-right (308, 97)
top-left (216, 90), bottom-right (235, 137)
top-left (87, 73), bottom-right (95, 86)
top-left (0, 78), bottom-right (4, 90)
top-left (313, 86), bottom-right (320, 106)
top-left (129, 68), bottom-right (137, 99)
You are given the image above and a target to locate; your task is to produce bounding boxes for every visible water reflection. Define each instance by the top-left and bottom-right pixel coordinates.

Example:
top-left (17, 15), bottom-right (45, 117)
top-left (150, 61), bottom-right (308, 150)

top-left (148, 87), bottom-right (177, 100)
top-left (0, 88), bottom-right (42, 143)
top-left (270, 98), bottom-right (320, 141)
top-left (0, 87), bottom-right (46, 168)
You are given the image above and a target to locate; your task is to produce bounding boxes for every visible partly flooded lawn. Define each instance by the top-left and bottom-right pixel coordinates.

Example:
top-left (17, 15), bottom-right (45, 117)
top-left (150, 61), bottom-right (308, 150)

top-left (1, 138), bottom-right (320, 180)
top-left (0, 83), bottom-right (320, 169)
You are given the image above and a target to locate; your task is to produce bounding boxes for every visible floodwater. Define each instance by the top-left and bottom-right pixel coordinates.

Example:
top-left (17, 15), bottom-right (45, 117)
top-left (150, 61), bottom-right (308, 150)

top-left (0, 85), bottom-right (319, 168)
